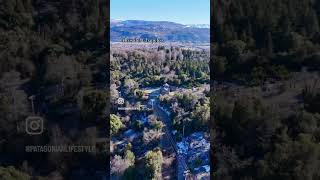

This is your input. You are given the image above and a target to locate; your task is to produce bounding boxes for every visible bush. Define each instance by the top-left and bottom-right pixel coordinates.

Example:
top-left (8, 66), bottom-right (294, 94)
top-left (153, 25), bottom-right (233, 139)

top-left (124, 150), bottom-right (135, 165)
top-left (110, 114), bottom-right (123, 135)
top-left (81, 90), bottom-right (108, 119)
top-left (144, 150), bottom-right (163, 180)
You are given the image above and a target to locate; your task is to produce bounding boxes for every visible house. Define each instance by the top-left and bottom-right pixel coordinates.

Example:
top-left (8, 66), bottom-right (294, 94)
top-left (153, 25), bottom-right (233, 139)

top-left (161, 83), bottom-right (170, 94)
top-left (176, 132), bottom-right (210, 177)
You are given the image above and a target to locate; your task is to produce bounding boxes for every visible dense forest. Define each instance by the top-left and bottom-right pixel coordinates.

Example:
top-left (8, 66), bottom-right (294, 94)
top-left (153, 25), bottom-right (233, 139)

top-left (213, 0), bottom-right (320, 179)
top-left (110, 46), bottom-right (209, 88)
top-left (0, 0), bottom-right (108, 179)
top-left (213, 0), bottom-right (320, 84)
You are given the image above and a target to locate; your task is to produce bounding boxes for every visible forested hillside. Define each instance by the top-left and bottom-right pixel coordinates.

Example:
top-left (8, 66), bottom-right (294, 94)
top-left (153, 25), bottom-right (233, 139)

top-left (213, 0), bottom-right (320, 84)
top-left (111, 20), bottom-right (210, 43)
top-left (213, 0), bottom-right (320, 179)
top-left (0, 0), bottom-right (108, 179)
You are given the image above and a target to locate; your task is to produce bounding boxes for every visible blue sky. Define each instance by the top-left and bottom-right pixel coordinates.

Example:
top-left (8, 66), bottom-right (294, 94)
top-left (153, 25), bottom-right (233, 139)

top-left (111, 0), bottom-right (210, 24)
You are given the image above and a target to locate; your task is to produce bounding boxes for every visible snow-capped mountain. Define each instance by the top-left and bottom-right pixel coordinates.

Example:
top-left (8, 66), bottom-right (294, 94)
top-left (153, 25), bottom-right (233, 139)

top-left (110, 20), bottom-right (209, 43)
top-left (185, 24), bottom-right (210, 29)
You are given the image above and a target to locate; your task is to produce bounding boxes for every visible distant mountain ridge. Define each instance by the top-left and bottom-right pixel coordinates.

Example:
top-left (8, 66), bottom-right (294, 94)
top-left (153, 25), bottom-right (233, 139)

top-left (110, 20), bottom-right (210, 43)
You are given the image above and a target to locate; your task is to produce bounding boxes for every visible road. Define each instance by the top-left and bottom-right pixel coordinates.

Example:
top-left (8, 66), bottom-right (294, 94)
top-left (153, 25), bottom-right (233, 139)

top-left (153, 100), bottom-right (192, 180)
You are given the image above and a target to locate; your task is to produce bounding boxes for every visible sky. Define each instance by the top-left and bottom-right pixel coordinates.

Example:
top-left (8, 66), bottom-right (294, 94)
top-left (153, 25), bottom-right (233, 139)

top-left (110, 0), bottom-right (210, 25)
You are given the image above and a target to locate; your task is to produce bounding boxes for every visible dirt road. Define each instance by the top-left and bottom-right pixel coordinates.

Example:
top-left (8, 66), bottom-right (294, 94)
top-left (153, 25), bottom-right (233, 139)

top-left (154, 101), bottom-right (191, 180)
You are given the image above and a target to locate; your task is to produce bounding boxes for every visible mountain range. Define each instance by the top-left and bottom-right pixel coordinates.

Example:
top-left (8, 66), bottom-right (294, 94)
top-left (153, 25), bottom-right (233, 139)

top-left (110, 20), bottom-right (210, 43)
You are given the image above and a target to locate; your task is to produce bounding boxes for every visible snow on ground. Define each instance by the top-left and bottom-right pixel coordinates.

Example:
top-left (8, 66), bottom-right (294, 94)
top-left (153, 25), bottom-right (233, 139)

top-left (176, 132), bottom-right (210, 177)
